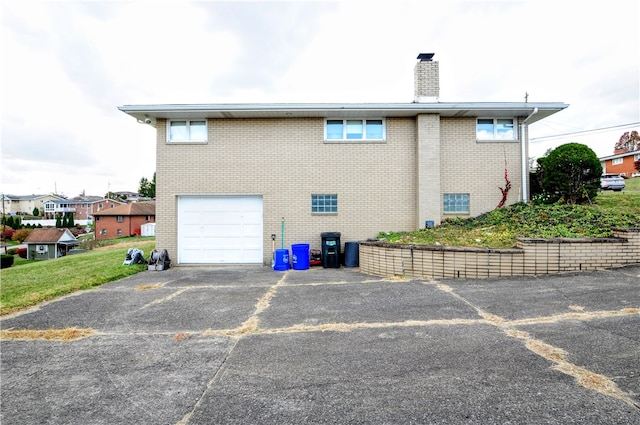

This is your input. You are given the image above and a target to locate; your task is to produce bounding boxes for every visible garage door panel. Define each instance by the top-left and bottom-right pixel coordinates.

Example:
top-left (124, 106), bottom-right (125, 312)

top-left (242, 224), bottom-right (262, 237)
top-left (208, 212), bottom-right (244, 224)
top-left (200, 224), bottom-right (243, 238)
top-left (178, 196), bottom-right (263, 264)
top-left (242, 211), bottom-right (262, 223)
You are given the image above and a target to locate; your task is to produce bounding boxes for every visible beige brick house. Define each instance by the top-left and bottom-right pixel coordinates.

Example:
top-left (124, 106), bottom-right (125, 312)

top-left (119, 54), bottom-right (567, 266)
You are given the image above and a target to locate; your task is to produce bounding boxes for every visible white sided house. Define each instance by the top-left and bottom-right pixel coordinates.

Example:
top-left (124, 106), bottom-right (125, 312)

top-left (119, 53), bottom-right (567, 266)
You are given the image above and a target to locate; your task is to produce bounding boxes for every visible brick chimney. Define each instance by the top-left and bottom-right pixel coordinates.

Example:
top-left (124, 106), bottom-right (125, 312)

top-left (414, 53), bottom-right (439, 102)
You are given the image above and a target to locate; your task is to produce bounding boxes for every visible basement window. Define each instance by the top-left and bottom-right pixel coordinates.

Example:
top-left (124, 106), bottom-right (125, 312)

top-left (325, 119), bottom-right (385, 142)
top-left (167, 120), bottom-right (207, 143)
top-left (312, 194), bottom-right (338, 214)
top-left (476, 118), bottom-right (517, 140)
top-left (443, 193), bottom-right (469, 213)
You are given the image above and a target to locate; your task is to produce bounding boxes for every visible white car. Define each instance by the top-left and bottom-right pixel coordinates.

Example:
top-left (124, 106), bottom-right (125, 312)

top-left (600, 174), bottom-right (625, 191)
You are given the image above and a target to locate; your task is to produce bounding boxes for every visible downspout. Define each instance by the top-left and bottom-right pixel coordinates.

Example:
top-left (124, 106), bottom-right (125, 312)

top-left (521, 107), bottom-right (538, 203)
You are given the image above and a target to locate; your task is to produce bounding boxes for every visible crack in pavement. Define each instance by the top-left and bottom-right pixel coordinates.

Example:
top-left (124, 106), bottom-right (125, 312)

top-left (3, 271), bottom-right (638, 416)
top-left (431, 281), bottom-right (640, 410)
top-left (174, 272), bottom-right (289, 425)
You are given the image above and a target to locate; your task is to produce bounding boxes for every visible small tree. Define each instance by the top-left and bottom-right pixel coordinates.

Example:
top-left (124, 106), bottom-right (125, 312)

top-left (536, 143), bottom-right (602, 204)
top-left (56, 214), bottom-right (62, 228)
top-left (139, 172), bottom-right (156, 198)
top-left (614, 130), bottom-right (640, 153)
top-left (12, 229), bottom-right (31, 243)
top-left (32, 207), bottom-right (40, 217)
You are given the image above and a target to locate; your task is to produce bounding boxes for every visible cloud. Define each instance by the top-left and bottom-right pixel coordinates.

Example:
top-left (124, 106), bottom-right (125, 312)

top-left (1, 0), bottom-right (638, 197)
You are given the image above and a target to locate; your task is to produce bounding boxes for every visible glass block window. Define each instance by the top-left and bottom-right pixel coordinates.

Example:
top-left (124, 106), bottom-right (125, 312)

top-left (312, 194), bottom-right (338, 214)
top-left (443, 193), bottom-right (469, 213)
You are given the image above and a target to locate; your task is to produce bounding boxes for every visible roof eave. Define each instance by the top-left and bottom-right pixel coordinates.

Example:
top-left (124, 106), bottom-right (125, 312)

top-left (119, 102), bottom-right (568, 126)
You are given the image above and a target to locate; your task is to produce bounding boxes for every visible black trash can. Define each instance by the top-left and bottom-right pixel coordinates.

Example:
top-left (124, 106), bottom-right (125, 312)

top-left (343, 242), bottom-right (359, 267)
top-left (321, 232), bottom-right (341, 268)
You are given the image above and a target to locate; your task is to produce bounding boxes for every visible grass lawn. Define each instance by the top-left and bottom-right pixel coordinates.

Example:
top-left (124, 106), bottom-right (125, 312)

top-left (1, 238), bottom-right (155, 316)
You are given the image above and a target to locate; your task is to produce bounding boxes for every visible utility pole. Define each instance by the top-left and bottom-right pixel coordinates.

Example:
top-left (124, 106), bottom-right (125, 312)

top-left (1, 194), bottom-right (6, 254)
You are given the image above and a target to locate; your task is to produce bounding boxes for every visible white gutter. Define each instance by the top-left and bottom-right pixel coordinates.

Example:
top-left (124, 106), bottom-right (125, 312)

top-left (521, 107), bottom-right (538, 203)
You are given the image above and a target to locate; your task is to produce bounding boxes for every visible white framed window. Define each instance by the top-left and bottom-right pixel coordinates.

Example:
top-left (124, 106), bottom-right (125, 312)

top-left (443, 193), bottom-right (469, 213)
top-left (325, 119), bottom-right (385, 141)
top-left (167, 120), bottom-right (207, 143)
top-left (634, 154), bottom-right (640, 160)
top-left (312, 194), bottom-right (338, 214)
top-left (476, 118), bottom-right (517, 140)
top-left (612, 158), bottom-right (623, 165)
top-left (117, 215), bottom-right (124, 222)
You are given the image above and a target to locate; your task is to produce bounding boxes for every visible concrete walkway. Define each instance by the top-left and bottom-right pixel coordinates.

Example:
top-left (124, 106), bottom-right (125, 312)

top-left (1, 265), bottom-right (639, 424)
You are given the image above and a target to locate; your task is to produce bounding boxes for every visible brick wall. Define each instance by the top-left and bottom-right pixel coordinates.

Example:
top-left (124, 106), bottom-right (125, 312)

top-left (604, 155), bottom-right (640, 177)
top-left (156, 117), bottom-right (417, 263)
top-left (359, 228), bottom-right (640, 278)
top-left (440, 118), bottom-right (524, 218)
top-left (155, 114), bottom-right (529, 265)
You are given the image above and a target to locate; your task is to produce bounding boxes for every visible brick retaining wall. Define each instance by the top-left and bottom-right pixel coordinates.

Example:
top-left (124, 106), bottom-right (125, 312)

top-left (359, 228), bottom-right (640, 279)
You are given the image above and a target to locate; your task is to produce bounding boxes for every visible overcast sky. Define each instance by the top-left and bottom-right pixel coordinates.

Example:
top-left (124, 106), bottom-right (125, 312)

top-left (1, 0), bottom-right (639, 198)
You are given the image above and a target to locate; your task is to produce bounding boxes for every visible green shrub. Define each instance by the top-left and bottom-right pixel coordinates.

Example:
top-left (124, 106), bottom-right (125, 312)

top-left (536, 143), bottom-right (602, 204)
top-left (1, 254), bottom-right (14, 269)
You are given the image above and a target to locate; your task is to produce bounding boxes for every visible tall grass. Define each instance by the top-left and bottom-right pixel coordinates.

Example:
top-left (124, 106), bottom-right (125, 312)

top-left (1, 240), bottom-right (154, 315)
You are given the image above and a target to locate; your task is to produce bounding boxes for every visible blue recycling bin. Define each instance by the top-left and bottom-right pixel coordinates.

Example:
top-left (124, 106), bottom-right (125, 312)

top-left (291, 244), bottom-right (310, 270)
top-left (273, 248), bottom-right (289, 271)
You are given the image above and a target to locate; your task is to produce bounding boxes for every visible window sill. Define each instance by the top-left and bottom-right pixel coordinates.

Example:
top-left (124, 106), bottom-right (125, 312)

top-left (323, 140), bottom-right (386, 144)
top-left (476, 139), bottom-right (518, 143)
top-left (312, 213), bottom-right (338, 216)
top-left (166, 141), bottom-right (208, 145)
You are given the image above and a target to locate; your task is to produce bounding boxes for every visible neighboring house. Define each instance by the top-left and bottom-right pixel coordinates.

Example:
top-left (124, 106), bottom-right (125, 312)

top-left (1, 194), bottom-right (66, 216)
top-left (43, 199), bottom-right (77, 218)
top-left (112, 191), bottom-right (146, 202)
top-left (45, 197), bottom-right (126, 220)
top-left (69, 196), bottom-right (126, 220)
top-left (600, 150), bottom-right (640, 177)
top-left (119, 53), bottom-right (567, 266)
top-left (24, 228), bottom-right (79, 260)
top-left (93, 202), bottom-right (156, 240)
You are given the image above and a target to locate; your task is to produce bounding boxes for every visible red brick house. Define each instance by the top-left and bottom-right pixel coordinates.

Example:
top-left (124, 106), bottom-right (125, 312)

top-left (600, 149), bottom-right (640, 177)
top-left (93, 202), bottom-right (156, 240)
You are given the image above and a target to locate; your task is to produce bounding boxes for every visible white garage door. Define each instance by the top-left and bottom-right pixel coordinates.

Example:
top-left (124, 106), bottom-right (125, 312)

top-left (178, 196), bottom-right (263, 264)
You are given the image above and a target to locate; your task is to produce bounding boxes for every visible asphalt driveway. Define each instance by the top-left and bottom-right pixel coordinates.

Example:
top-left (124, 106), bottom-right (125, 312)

top-left (1, 265), bottom-right (639, 424)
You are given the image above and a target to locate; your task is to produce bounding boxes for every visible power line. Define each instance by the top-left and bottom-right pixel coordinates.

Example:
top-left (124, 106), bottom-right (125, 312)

top-left (530, 122), bottom-right (640, 143)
